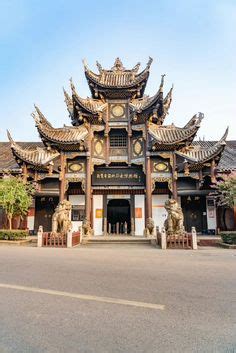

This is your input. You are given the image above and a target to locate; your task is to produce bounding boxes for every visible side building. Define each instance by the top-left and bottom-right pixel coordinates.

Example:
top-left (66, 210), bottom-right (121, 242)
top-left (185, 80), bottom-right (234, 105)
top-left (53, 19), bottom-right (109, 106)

top-left (0, 58), bottom-right (235, 234)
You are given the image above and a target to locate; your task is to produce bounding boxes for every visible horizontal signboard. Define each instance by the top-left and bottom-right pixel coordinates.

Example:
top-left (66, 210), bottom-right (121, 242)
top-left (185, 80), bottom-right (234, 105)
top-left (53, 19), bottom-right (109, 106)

top-left (92, 167), bottom-right (145, 186)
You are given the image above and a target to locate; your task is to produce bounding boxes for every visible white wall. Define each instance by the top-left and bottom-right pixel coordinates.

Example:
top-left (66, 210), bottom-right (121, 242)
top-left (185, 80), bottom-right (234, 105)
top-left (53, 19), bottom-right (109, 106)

top-left (68, 195), bottom-right (85, 232)
top-left (206, 197), bottom-right (217, 232)
top-left (152, 194), bottom-right (169, 230)
top-left (135, 195), bottom-right (145, 236)
top-left (93, 195), bottom-right (103, 236)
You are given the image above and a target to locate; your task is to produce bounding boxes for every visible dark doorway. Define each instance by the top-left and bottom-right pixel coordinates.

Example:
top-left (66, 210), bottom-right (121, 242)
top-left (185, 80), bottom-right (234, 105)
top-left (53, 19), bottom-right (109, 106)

top-left (107, 199), bottom-right (131, 234)
top-left (181, 196), bottom-right (207, 233)
top-left (34, 196), bottom-right (59, 232)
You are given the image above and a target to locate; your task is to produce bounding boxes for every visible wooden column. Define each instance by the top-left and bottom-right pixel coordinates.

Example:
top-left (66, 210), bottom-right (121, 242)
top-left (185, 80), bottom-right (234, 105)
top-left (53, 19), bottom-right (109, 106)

top-left (85, 156), bottom-right (91, 222)
top-left (22, 163), bottom-right (28, 184)
top-left (211, 159), bottom-right (216, 183)
top-left (59, 153), bottom-right (66, 201)
top-left (172, 152), bottom-right (178, 200)
top-left (85, 124), bottom-right (92, 224)
top-left (128, 117), bottom-right (131, 165)
top-left (145, 154), bottom-right (152, 220)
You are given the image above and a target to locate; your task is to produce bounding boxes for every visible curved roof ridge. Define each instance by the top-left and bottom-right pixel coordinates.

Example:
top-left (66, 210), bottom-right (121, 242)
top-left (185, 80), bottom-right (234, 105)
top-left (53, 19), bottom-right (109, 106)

top-left (33, 108), bottom-right (89, 144)
top-left (7, 130), bottom-right (59, 167)
top-left (176, 128), bottom-right (229, 163)
top-left (83, 57), bottom-right (152, 89)
top-left (148, 119), bottom-right (200, 145)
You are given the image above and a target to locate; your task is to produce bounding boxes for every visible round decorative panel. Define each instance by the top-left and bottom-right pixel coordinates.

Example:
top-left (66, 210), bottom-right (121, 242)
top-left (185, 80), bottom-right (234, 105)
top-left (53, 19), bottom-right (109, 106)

top-left (134, 140), bottom-right (142, 156)
top-left (154, 162), bottom-right (168, 172)
top-left (111, 104), bottom-right (125, 118)
top-left (68, 163), bottom-right (83, 172)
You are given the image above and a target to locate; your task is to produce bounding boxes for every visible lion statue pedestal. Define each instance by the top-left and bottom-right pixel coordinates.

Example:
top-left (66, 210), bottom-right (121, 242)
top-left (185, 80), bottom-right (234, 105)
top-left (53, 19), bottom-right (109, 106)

top-left (51, 200), bottom-right (72, 235)
top-left (164, 199), bottom-right (184, 236)
top-left (144, 217), bottom-right (155, 237)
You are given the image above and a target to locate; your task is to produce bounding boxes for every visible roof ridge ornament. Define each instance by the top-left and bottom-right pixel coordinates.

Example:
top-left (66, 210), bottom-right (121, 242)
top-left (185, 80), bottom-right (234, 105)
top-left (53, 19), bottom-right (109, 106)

top-left (112, 57), bottom-right (125, 71)
top-left (96, 61), bottom-right (103, 73)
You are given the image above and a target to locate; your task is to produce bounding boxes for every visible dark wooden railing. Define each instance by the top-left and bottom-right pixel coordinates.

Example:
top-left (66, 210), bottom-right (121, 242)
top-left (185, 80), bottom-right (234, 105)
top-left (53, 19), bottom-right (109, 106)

top-left (43, 232), bottom-right (67, 247)
top-left (72, 232), bottom-right (80, 246)
top-left (166, 233), bottom-right (192, 249)
top-left (157, 231), bottom-right (193, 249)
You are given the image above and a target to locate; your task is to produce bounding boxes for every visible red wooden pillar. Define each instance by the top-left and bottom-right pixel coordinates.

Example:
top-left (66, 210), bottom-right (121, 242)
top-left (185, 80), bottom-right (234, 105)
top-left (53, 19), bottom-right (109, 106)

top-left (145, 154), bottom-right (152, 220)
top-left (85, 125), bottom-right (92, 224)
top-left (59, 153), bottom-right (66, 201)
top-left (172, 152), bottom-right (178, 201)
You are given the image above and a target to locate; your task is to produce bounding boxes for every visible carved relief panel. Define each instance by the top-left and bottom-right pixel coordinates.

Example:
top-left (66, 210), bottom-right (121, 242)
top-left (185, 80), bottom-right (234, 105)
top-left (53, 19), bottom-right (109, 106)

top-left (93, 134), bottom-right (105, 159)
top-left (108, 101), bottom-right (128, 121)
top-left (131, 136), bottom-right (144, 159)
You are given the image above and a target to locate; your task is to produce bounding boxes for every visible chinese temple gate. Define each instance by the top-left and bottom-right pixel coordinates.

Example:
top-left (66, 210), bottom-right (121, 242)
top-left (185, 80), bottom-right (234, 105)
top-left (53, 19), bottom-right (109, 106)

top-left (3, 57), bottom-right (232, 235)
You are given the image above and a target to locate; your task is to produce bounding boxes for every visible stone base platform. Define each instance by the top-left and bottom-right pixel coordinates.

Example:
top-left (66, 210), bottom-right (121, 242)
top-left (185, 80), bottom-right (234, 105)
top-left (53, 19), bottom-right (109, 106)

top-left (83, 235), bottom-right (155, 246)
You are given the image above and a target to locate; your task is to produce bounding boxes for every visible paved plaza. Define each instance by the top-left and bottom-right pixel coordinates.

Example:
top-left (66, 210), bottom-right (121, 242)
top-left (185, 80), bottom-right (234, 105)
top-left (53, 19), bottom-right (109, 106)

top-left (0, 245), bottom-right (235, 353)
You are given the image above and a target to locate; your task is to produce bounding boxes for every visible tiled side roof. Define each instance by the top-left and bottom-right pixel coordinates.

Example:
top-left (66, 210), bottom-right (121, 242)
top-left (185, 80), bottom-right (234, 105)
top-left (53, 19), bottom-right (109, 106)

top-left (149, 119), bottom-right (200, 146)
top-left (176, 129), bottom-right (229, 165)
top-left (0, 142), bottom-right (43, 171)
top-left (33, 107), bottom-right (89, 144)
top-left (192, 140), bottom-right (236, 171)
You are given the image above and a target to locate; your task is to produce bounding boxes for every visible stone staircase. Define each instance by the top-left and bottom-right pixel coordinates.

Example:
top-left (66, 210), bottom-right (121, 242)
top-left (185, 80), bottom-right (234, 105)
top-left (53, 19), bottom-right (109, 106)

top-left (83, 235), bottom-right (156, 246)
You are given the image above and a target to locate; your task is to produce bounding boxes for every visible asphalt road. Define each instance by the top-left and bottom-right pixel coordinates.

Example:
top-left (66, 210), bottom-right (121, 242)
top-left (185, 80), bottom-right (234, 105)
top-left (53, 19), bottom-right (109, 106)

top-left (0, 245), bottom-right (235, 353)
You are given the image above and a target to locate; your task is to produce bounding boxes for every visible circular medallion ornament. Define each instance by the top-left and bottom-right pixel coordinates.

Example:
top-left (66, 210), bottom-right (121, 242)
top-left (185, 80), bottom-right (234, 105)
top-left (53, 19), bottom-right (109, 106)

top-left (154, 162), bottom-right (168, 172)
top-left (68, 163), bottom-right (83, 172)
top-left (111, 104), bottom-right (125, 118)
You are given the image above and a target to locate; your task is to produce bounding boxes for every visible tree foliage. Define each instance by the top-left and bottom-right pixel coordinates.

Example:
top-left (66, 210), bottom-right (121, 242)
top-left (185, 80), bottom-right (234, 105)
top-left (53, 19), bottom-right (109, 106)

top-left (0, 177), bottom-right (34, 230)
top-left (212, 172), bottom-right (236, 208)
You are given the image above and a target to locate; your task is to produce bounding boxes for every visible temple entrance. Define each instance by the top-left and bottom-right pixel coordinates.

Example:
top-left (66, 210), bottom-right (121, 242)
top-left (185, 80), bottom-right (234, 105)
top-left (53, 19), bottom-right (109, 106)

top-left (107, 199), bottom-right (131, 234)
top-left (34, 196), bottom-right (59, 232)
top-left (181, 196), bottom-right (207, 233)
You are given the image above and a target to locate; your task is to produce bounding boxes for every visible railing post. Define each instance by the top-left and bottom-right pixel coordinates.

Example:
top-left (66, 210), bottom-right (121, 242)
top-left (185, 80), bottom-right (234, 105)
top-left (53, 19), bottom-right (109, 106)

top-left (191, 226), bottom-right (198, 250)
top-left (79, 226), bottom-right (83, 244)
top-left (37, 226), bottom-right (43, 247)
top-left (67, 230), bottom-right (72, 248)
top-left (161, 227), bottom-right (167, 250)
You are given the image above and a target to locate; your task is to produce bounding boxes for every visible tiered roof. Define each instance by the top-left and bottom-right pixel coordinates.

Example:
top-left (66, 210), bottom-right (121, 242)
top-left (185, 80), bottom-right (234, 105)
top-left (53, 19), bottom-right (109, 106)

top-left (3, 57), bottom-right (230, 175)
top-left (83, 57), bottom-right (153, 98)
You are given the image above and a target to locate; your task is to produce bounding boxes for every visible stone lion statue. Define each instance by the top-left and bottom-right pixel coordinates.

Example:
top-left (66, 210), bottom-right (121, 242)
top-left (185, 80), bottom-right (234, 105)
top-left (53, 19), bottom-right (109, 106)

top-left (82, 217), bottom-right (93, 237)
top-left (144, 217), bottom-right (155, 237)
top-left (52, 200), bottom-right (72, 234)
top-left (164, 199), bottom-right (184, 236)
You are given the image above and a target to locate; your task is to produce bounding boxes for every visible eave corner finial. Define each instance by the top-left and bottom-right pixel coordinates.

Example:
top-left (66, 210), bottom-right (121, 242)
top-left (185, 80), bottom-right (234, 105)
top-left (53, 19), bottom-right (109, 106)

top-left (160, 74), bottom-right (166, 91)
top-left (220, 126), bottom-right (229, 145)
top-left (82, 59), bottom-right (89, 72)
top-left (7, 129), bottom-right (14, 145)
top-left (69, 77), bottom-right (76, 93)
top-left (147, 56), bottom-right (153, 69)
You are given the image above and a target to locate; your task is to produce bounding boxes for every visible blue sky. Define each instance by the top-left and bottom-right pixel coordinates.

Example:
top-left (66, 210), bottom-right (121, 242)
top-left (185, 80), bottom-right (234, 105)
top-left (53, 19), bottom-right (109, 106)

top-left (0, 0), bottom-right (235, 141)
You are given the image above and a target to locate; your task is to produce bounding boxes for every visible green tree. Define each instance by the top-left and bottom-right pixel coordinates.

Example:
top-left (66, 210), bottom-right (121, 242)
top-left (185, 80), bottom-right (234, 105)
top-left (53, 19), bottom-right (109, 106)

top-left (0, 177), bottom-right (34, 230)
top-left (212, 172), bottom-right (236, 208)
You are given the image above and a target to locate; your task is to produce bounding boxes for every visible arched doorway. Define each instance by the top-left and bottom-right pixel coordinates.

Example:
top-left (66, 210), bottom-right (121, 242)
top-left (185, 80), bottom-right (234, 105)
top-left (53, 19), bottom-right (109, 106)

top-left (107, 199), bottom-right (131, 234)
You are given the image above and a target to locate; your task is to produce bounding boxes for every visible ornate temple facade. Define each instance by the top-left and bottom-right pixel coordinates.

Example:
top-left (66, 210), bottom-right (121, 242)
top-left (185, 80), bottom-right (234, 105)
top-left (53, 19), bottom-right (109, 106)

top-left (1, 57), bottom-right (234, 234)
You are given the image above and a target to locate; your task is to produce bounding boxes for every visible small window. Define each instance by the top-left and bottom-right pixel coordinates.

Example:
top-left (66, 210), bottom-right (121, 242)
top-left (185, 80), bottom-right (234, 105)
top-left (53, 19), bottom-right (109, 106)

top-left (110, 135), bottom-right (127, 148)
top-left (71, 205), bottom-right (85, 221)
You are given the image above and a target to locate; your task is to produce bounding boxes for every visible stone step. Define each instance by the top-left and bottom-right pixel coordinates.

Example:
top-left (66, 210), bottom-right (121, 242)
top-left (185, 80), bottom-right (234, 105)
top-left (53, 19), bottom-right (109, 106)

top-left (85, 236), bottom-right (154, 246)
